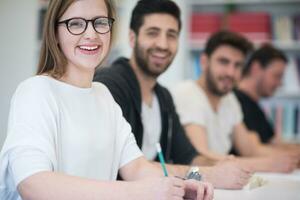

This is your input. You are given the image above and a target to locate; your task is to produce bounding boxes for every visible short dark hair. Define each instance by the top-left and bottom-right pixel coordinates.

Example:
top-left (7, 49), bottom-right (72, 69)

top-left (242, 44), bottom-right (288, 77)
top-left (130, 0), bottom-right (181, 34)
top-left (204, 31), bottom-right (253, 58)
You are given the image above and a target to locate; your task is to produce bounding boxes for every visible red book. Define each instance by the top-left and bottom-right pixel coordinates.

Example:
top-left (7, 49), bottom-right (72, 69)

top-left (228, 12), bottom-right (271, 41)
top-left (294, 14), bottom-right (300, 40)
top-left (190, 13), bottom-right (222, 41)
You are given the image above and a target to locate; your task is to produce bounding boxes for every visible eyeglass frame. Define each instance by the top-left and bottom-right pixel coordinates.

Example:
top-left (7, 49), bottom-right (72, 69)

top-left (57, 16), bottom-right (115, 35)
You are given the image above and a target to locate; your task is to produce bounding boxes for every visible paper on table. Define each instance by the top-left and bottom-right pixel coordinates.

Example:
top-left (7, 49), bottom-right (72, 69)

top-left (244, 176), bottom-right (268, 190)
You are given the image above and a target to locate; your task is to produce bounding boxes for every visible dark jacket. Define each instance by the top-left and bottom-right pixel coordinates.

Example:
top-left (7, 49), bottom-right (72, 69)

top-left (94, 57), bottom-right (198, 164)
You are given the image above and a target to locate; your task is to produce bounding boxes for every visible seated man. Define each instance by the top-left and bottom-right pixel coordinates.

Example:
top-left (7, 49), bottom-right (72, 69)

top-left (173, 31), bottom-right (300, 173)
top-left (235, 45), bottom-right (296, 143)
top-left (94, 0), bottom-right (252, 189)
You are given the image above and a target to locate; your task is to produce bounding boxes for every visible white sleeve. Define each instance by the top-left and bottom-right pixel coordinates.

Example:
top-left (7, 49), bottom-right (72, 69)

top-left (0, 79), bottom-right (58, 197)
top-left (229, 93), bottom-right (243, 126)
top-left (172, 85), bottom-right (207, 127)
top-left (105, 87), bottom-right (143, 169)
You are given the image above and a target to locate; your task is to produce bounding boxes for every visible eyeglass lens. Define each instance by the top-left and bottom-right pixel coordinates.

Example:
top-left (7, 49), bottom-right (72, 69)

top-left (67, 17), bottom-right (112, 35)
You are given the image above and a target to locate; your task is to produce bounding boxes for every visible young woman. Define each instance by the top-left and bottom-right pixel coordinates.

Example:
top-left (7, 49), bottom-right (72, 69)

top-left (0, 0), bottom-right (213, 199)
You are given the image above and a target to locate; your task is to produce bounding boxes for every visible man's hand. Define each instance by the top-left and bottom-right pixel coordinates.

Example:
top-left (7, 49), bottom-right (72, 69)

top-left (203, 159), bottom-right (253, 189)
top-left (265, 153), bottom-right (299, 173)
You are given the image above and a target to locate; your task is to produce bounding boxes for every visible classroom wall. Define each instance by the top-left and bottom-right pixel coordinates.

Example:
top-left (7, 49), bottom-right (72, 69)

top-left (0, 0), bottom-right (38, 148)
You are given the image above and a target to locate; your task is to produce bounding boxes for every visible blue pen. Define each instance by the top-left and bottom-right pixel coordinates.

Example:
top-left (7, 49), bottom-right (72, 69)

top-left (156, 143), bottom-right (168, 177)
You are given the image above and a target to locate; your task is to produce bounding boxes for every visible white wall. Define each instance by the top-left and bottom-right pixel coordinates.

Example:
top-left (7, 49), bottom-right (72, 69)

top-left (0, 0), bottom-right (38, 148)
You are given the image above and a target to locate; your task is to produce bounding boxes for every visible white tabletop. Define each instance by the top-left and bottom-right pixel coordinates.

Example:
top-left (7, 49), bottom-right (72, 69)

top-left (214, 170), bottom-right (300, 200)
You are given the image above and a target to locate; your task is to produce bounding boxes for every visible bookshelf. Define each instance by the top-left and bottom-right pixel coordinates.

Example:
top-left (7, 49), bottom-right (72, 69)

top-left (185, 0), bottom-right (300, 96)
top-left (260, 97), bottom-right (300, 143)
top-left (185, 0), bottom-right (300, 141)
top-left (187, 0), bottom-right (300, 51)
top-left (189, 40), bottom-right (300, 52)
top-left (187, 0), bottom-right (300, 6)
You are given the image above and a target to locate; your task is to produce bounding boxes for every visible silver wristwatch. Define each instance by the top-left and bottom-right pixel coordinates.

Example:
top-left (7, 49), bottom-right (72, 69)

top-left (186, 166), bottom-right (202, 181)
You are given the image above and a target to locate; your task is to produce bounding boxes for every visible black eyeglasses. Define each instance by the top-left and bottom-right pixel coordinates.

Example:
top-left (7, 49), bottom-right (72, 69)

top-left (57, 17), bottom-right (114, 35)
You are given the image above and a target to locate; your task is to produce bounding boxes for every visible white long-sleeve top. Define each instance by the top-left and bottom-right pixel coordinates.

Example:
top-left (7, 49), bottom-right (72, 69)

top-left (0, 76), bottom-right (142, 200)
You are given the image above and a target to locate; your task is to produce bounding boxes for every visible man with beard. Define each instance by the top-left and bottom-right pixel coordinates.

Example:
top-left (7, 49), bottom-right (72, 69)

top-left (94, 0), bottom-right (254, 190)
top-left (235, 44), bottom-right (300, 151)
top-left (173, 31), bottom-right (300, 172)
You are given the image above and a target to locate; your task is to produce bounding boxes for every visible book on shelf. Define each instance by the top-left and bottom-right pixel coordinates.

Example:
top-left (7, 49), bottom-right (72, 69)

top-left (294, 104), bottom-right (299, 137)
top-left (278, 56), bottom-right (300, 95)
top-left (283, 103), bottom-right (295, 139)
top-left (190, 13), bottom-right (222, 43)
top-left (294, 14), bottom-right (300, 40)
top-left (227, 12), bottom-right (271, 42)
top-left (296, 57), bottom-right (300, 84)
top-left (190, 12), bottom-right (300, 48)
top-left (192, 53), bottom-right (202, 80)
top-left (275, 105), bottom-right (283, 139)
top-left (272, 15), bottom-right (294, 42)
top-left (261, 101), bottom-right (300, 142)
top-left (187, 53), bottom-right (202, 80)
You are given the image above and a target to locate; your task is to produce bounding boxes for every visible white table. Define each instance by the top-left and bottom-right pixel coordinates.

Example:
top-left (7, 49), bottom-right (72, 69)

top-left (214, 170), bottom-right (300, 200)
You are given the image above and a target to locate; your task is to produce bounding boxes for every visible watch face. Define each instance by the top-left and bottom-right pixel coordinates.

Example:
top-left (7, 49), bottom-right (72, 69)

top-left (187, 171), bottom-right (202, 181)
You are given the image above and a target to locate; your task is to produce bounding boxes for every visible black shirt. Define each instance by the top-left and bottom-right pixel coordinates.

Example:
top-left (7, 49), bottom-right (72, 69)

top-left (94, 57), bottom-right (198, 164)
top-left (234, 88), bottom-right (274, 143)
